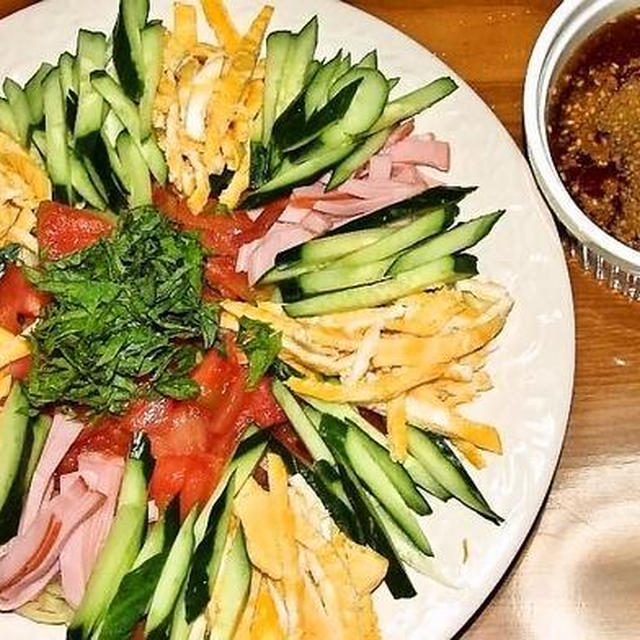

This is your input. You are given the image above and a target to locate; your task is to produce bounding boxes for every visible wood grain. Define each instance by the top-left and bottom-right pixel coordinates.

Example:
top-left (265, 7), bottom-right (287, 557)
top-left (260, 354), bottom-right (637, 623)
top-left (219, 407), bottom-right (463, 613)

top-left (344, 1), bottom-right (640, 638)
top-left (1, 0), bottom-right (639, 637)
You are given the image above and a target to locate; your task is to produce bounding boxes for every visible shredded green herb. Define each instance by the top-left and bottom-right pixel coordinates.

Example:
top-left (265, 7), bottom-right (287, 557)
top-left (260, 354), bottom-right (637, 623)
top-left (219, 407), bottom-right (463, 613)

top-left (0, 243), bottom-right (20, 276)
top-left (237, 316), bottom-right (281, 388)
top-left (25, 207), bottom-right (218, 414)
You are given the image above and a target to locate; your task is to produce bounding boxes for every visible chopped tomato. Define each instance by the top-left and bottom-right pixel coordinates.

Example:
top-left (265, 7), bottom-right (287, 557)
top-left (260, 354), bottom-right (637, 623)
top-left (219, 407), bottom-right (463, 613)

top-left (0, 264), bottom-right (50, 333)
top-left (204, 256), bottom-right (254, 301)
top-left (152, 185), bottom-right (253, 258)
top-left (57, 335), bottom-right (285, 518)
top-left (37, 201), bottom-right (115, 260)
top-left (289, 190), bottom-right (352, 210)
top-left (1, 355), bottom-right (31, 380)
top-left (241, 378), bottom-right (286, 428)
top-left (237, 196), bottom-right (288, 244)
top-left (57, 420), bottom-right (131, 476)
top-left (191, 347), bottom-right (237, 408)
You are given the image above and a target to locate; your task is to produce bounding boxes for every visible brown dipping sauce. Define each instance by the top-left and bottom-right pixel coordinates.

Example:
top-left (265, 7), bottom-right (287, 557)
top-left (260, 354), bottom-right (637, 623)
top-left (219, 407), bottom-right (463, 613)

top-left (548, 10), bottom-right (640, 251)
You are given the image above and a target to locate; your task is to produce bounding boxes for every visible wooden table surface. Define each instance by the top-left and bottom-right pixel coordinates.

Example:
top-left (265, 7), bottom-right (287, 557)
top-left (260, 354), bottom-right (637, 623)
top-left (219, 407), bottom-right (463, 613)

top-left (1, 0), bottom-right (639, 638)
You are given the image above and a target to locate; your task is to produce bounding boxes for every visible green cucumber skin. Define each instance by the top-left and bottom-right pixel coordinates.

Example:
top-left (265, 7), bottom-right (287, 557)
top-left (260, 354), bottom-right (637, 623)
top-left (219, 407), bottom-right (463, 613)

top-left (389, 210), bottom-right (505, 274)
top-left (284, 254), bottom-right (477, 317)
top-left (331, 420), bottom-right (431, 554)
top-left (271, 379), bottom-right (335, 462)
top-left (326, 126), bottom-right (391, 190)
top-left (324, 186), bottom-right (474, 236)
top-left (301, 397), bottom-right (452, 501)
top-left (207, 526), bottom-right (251, 640)
top-left (184, 480), bottom-right (234, 623)
top-left (0, 385), bottom-right (32, 544)
top-left (407, 427), bottom-right (502, 524)
top-left (0, 383), bottom-right (30, 541)
top-left (145, 506), bottom-right (198, 636)
top-left (21, 414), bottom-right (52, 499)
top-left (68, 434), bottom-right (151, 639)
top-left (25, 62), bottom-right (54, 126)
top-left (368, 76), bottom-right (458, 135)
top-left (333, 448), bottom-right (417, 599)
top-left (332, 206), bottom-right (455, 267)
top-left (261, 31), bottom-right (292, 146)
top-left (3, 78), bottom-right (31, 146)
top-left (346, 426), bottom-right (431, 516)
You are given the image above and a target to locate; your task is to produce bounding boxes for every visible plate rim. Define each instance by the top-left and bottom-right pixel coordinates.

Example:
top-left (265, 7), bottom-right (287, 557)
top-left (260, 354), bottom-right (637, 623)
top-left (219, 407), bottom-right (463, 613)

top-left (0, 0), bottom-right (576, 637)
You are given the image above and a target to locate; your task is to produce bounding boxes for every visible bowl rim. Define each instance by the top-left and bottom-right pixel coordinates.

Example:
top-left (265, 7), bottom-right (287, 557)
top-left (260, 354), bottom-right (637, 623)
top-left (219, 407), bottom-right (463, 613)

top-left (523, 0), bottom-right (640, 274)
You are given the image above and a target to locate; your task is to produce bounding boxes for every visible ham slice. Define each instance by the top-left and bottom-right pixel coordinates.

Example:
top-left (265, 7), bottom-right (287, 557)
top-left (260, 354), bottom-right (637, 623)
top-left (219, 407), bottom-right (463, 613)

top-left (236, 119), bottom-right (452, 284)
top-left (368, 155), bottom-right (393, 182)
top-left (388, 136), bottom-right (450, 171)
top-left (19, 414), bottom-right (83, 534)
top-left (0, 477), bottom-right (104, 610)
top-left (59, 454), bottom-right (124, 607)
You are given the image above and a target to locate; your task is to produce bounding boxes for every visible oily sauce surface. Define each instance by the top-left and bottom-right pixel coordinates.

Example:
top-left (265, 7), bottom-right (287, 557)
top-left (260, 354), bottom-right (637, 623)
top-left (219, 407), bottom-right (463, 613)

top-left (548, 10), bottom-right (640, 250)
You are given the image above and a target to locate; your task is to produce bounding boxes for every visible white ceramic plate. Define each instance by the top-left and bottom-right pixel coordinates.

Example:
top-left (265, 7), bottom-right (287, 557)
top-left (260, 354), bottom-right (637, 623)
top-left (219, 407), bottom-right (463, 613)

top-left (0, 0), bottom-right (575, 638)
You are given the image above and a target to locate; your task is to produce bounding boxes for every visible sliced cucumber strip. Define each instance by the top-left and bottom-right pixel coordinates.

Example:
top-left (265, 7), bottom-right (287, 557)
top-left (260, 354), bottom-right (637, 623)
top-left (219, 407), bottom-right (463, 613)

top-left (139, 21), bottom-right (164, 140)
top-left (69, 434), bottom-right (151, 639)
top-left (145, 506), bottom-right (198, 636)
top-left (276, 17), bottom-right (318, 117)
top-left (389, 210), bottom-right (505, 274)
top-left (275, 227), bottom-right (390, 269)
top-left (295, 256), bottom-right (394, 296)
top-left (112, 0), bottom-right (149, 101)
top-left (69, 148), bottom-right (107, 209)
top-left (25, 62), bottom-right (53, 126)
top-left (0, 384), bottom-right (30, 544)
top-left (272, 379), bottom-right (335, 462)
top-left (304, 50), bottom-right (342, 118)
top-left (333, 206), bottom-right (454, 267)
top-left (42, 68), bottom-right (72, 203)
top-left (0, 98), bottom-right (19, 140)
top-left (321, 67), bottom-right (389, 143)
top-left (91, 70), bottom-right (141, 140)
top-left (325, 185), bottom-right (472, 236)
top-left (74, 30), bottom-right (108, 146)
top-left (262, 30), bottom-right (292, 145)
top-left (285, 254), bottom-right (477, 317)
top-left (357, 50), bottom-right (378, 69)
top-left (301, 398), bottom-right (451, 501)
top-left (245, 142), bottom-right (356, 209)
top-left (138, 135), bottom-right (167, 183)
top-left (368, 76), bottom-right (457, 135)
top-left (3, 78), bottom-right (31, 146)
top-left (407, 427), bottom-right (502, 524)
top-left (326, 126), bottom-right (392, 190)
top-left (115, 130), bottom-right (151, 207)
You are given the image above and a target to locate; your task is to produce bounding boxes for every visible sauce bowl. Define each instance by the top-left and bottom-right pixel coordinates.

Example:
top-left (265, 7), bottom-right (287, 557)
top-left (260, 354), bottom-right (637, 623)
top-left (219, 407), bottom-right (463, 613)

top-left (524, 0), bottom-right (640, 299)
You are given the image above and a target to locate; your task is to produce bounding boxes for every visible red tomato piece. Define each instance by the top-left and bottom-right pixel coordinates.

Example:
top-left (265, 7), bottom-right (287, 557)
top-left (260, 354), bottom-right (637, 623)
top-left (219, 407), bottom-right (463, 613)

top-left (152, 185), bottom-right (253, 258)
top-left (204, 256), bottom-right (254, 301)
top-left (237, 196), bottom-right (288, 244)
top-left (241, 377), bottom-right (287, 428)
top-left (191, 347), bottom-right (236, 408)
top-left (57, 420), bottom-right (131, 476)
top-left (0, 264), bottom-right (50, 333)
top-left (37, 201), bottom-right (115, 260)
top-left (179, 454), bottom-right (223, 518)
top-left (149, 454), bottom-right (190, 509)
top-left (149, 401), bottom-right (210, 458)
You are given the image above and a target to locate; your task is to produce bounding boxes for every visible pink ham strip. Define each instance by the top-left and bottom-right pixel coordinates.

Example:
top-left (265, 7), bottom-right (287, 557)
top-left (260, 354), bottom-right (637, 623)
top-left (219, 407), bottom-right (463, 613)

top-left (384, 119), bottom-right (415, 148)
top-left (388, 136), bottom-right (450, 171)
top-left (338, 178), bottom-right (424, 200)
top-left (236, 118), bottom-right (452, 284)
top-left (59, 454), bottom-right (124, 607)
top-left (0, 563), bottom-right (59, 611)
top-left (0, 477), bottom-right (104, 610)
top-left (367, 155), bottom-right (393, 182)
top-left (20, 414), bottom-right (83, 534)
